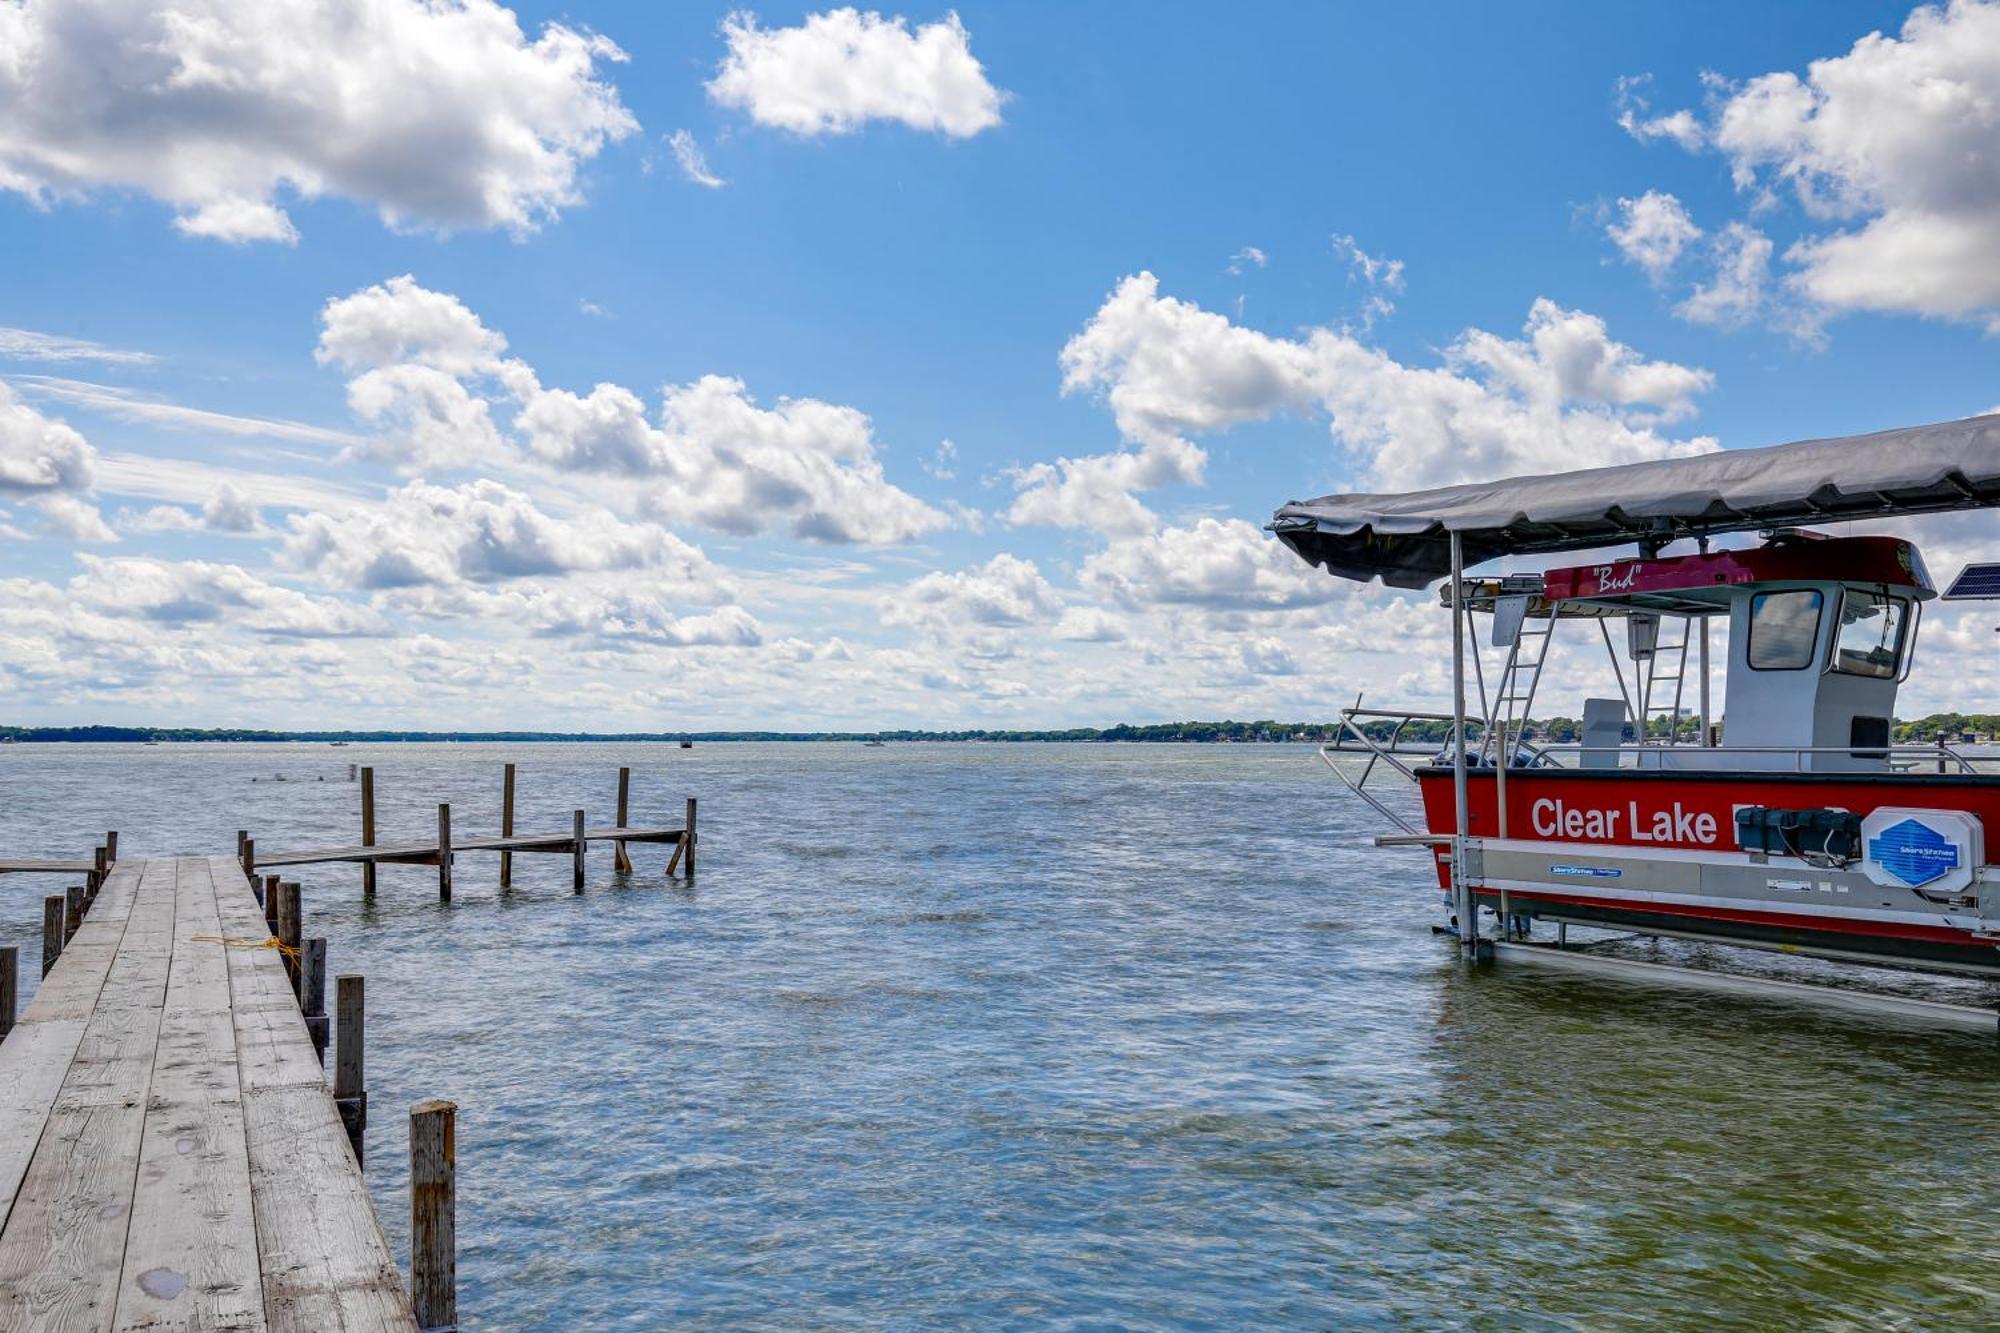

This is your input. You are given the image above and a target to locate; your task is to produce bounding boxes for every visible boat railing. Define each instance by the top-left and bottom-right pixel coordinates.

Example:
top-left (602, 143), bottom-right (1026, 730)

top-left (1318, 706), bottom-right (1505, 834)
top-left (1320, 706), bottom-right (1984, 811)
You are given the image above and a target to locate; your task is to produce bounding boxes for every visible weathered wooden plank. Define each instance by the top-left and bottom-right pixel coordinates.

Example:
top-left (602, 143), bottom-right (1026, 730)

top-left (241, 1087), bottom-right (417, 1331)
top-left (0, 858), bottom-right (175, 1327)
top-left (207, 859), bottom-right (415, 1331)
top-left (0, 859), bottom-right (97, 875)
top-left (114, 857), bottom-right (266, 1332)
top-left (209, 861), bottom-right (319, 1098)
top-left (0, 862), bottom-right (145, 1240)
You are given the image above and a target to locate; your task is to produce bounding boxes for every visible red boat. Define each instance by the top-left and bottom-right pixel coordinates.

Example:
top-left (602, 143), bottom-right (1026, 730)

top-left (1272, 415), bottom-right (2000, 981)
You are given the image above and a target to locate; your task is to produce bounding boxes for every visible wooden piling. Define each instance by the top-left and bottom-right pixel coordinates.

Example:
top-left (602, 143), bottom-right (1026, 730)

top-left (684, 797), bottom-right (697, 880)
top-left (265, 874), bottom-right (280, 932)
top-left (614, 767), bottom-right (634, 874)
top-left (303, 938), bottom-right (329, 1062)
top-left (361, 766), bottom-right (377, 899)
top-left (104, 831), bottom-right (118, 865)
top-left (499, 762), bottom-right (516, 888)
top-left (334, 975), bottom-right (367, 1164)
top-left (241, 836), bottom-right (255, 885)
top-left (63, 885), bottom-right (83, 943)
top-left (277, 882), bottom-right (302, 997)
top-left (236, 828), bottom-right (248, 860)
top-left (0, 946), bottom-right (16, 1042)
top-left (409, 1099), bottom-right (458, 1331)
top-left (40, 896), bottom-right (63, 978)
top-left (89, 845), bottom-right (106, 898)
top-left (572, 809), bottom-right (586, 893)
top-left (437, 803), bottom-right (453, 903)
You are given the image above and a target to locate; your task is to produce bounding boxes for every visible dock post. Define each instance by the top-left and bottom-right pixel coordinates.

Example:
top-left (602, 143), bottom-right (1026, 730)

top-left (335, 975), bottom-right (367, 1164)
top-left (437, 803), bottom-right (453, 903)
top-left (41, 896), bottom-right (63, 977)
top-left (303, 938), bottom-right (329, 1062)
top-left (410, 1099), bottom-right (458, 1331)
top-left (277, 882), bottom-right (302, 997)
top-left (499, 762), bottom-right (515, 888)
top-left (64, 885), bottom-right (83, 943)
top-left (572, 809), bottom-right (585, 893)
top-left (105, 830), bottom-right (118, 865)
top-left (236, 829), bottom-right (247, 861)
top-left (265, 875), bottom-right (280, 932)
top-left (0, 946), bottom-right (16, 1041)
top-left (685, 797), bottom-right (697, 880)
top-left (614, 767), bottom-right (634, 874)
top-left (241, 836), bottom-right (256, 886)
top-left (361, 766), bottom-right (377, 899)
top-left (90, 845), bottom-right (106, 898)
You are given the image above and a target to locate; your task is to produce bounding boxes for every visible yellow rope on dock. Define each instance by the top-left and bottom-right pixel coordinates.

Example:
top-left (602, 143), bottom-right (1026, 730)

top-left (192, 933), bottom-right (301, 961)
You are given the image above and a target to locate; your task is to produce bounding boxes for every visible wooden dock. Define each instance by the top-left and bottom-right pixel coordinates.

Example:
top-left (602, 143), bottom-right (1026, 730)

top-left (0, 855), bottom-right (417, 1329)
top-left (245, 763), bottom-right (696, 899)
top-left (253, 823), bottom-right (684, 868)
top-left (0, 859), bottom-right (96, 876)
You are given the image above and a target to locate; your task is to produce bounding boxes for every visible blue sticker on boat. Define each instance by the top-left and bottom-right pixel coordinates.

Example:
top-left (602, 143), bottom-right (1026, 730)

top-left (1865, 817), bottom-right (1959, 888)
top-left (1550, 864), bottom-right (1620, 878)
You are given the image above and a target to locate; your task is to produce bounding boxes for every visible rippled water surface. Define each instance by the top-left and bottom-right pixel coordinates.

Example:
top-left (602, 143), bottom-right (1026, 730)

top-left (2, 741), bottom-right (1997, 1328)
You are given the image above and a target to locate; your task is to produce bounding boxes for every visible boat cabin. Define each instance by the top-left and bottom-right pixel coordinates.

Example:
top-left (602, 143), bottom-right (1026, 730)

top-left (1471, 532), bottom-right (1935, 772)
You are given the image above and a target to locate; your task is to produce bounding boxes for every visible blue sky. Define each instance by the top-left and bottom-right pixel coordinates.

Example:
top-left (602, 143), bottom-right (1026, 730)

top-left (2, 0), bottom-right (1997, 728)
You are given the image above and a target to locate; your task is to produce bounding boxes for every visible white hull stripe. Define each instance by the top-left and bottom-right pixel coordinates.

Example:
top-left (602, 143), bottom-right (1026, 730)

top-left (1477, 874), bottom-right (1964, 931)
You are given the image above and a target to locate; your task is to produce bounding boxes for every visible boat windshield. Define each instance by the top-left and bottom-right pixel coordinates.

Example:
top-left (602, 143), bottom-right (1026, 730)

top-left (1831, 589), bottom-right (1909, 679)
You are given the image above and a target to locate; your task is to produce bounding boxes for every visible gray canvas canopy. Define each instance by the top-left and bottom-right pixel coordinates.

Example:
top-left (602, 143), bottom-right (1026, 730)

top-left (1270, 413), bottom-right (2000, 588)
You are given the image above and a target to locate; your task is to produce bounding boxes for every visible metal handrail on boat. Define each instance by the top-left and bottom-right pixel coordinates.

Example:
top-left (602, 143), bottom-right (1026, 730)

top-left (1319, 704), bottom-right (1986, 814)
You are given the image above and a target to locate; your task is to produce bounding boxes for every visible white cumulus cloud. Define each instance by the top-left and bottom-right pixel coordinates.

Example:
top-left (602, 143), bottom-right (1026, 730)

top-left (318, 275), bottom-right (946, 543)
top-left (708, 8), bottom-right (1005, 138)
top-left (1607, 190), bottom-right (1702, 282)
top-left (69, 555), bottom-right (382, 637)
top-left (0, 0), bottom-right (638, 242)
top-left (1029, 272), bottom-right (1715, 525)
top-left (1618, 1), bottom-right (2000, 328)
top-left (283, 479), bottom-right (715, 591)
top-left (1081, 518), bottom-right (1343, 612)
top-left (0, 381), bottom-right (96, 493)
top-left (883, 553), bottom-right (1061, 630)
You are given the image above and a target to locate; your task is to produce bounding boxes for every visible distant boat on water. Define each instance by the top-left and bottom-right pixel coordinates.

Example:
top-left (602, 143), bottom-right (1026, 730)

top-left (680, 739), bottom-right (694, 749)
top-left (864, 740), bottom-right (886, 747)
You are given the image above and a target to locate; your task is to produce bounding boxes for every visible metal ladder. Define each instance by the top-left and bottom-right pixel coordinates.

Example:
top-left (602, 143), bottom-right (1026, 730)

top-left (1636, 615), bottom-right (1692, 743)
top-left (1481, 596), bottom-right (1555, 764)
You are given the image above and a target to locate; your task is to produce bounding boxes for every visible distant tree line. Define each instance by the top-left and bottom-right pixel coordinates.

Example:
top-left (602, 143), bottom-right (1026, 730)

top-left (0, 714), bottom-right (1992, 745)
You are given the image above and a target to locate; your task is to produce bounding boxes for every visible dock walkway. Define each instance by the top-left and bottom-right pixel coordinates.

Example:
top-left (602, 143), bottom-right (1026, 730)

top-left (0, 856), bottom-right (415, 1330)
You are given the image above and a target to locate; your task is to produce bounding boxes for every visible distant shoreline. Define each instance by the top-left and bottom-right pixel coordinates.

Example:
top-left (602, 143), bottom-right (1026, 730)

top-left (3, 712), bottom-right (1988, 746)
top-left (0, 722), bottom-right (1339, 745)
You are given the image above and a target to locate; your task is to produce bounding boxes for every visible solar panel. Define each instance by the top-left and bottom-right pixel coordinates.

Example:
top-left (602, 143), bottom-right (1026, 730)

top-left (1944, 562), bottom-right (2000, 599)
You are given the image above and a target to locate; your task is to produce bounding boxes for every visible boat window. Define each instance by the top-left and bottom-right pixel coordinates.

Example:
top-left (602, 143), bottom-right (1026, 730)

top-left (1830, 589), bottom-right (1908, 679)
top-left (1747, 589), bottom-right (1822, 670)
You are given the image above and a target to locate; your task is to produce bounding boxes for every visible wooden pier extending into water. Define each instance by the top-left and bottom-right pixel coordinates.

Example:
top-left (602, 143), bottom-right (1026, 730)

top-left (242, 764), bottom-right (696, 899)
top-left (0, 760), bottom-right (698, 1329)
top-left (0, 854), bottom-right (421, 1329)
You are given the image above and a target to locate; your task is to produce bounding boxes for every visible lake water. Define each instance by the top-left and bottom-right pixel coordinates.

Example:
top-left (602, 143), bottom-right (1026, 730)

top-left (1, 741), bottom-right (1996, 1328)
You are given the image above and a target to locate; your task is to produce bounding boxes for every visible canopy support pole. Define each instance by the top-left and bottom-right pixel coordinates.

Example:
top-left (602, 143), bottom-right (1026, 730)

top-left (1698, 616), bottom-right (1713, 747)
top-left (1450, 532), bottom-right (1478, 960)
